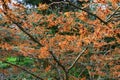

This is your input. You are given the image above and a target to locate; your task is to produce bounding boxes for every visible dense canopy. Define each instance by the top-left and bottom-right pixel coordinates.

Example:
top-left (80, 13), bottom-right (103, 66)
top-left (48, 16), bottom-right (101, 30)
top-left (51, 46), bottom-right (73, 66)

top-left (0, 0), bottom-right (120, 80)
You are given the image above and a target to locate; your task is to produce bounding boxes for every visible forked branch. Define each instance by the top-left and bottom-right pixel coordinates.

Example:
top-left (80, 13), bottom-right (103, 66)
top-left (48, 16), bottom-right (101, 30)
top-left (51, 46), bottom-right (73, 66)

top-left (49, 51), bottom-right (69, 80)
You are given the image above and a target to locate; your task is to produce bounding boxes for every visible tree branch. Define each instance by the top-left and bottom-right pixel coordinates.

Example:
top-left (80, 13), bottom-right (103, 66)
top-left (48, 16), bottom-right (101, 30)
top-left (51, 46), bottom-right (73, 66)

top-left (68, 47), bottom-right (87, 71)
top-left (1, 0), bottom-right (43, 47)
top-left (65, 0), bottom-right (107, 24)
top-left (1, 60), bottom-right (43, 80)
top-left (13, 22), bottom-right (43, 47)
top-left (49, 51), bottom-right (69, 80)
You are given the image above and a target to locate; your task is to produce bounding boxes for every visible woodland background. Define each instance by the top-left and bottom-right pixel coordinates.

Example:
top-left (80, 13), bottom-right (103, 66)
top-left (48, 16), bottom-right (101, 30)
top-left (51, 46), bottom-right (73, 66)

top-left (0, 0), bottom-right (120, 80)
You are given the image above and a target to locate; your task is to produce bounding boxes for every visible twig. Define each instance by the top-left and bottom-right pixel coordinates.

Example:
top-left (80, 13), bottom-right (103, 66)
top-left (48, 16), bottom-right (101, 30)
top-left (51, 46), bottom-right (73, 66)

top-left (68, 47), bottom-right (87, 71)
top-left (49, 51), bottom-right (68, 80)
top-left (1, 61), bottom-right (43, 80)
top-left (78, 68), bottom-right (86, 77)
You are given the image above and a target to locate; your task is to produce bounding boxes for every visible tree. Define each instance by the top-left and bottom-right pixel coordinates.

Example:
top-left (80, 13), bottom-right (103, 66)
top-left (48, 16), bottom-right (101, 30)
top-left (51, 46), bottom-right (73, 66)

top-left (0, 0), bottom-right (120, 80)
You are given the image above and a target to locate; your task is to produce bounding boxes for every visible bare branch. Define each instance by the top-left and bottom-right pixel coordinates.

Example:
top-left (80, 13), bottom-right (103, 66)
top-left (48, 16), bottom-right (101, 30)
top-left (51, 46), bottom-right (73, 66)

top-left (68, 47), bottom-right (87, 71)
top-left (1, 60), bottom-right (43, 80)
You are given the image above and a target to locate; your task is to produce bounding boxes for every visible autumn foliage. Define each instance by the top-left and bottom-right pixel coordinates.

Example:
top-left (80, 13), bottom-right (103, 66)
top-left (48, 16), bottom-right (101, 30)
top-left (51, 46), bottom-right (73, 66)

top-left (0, 0), bottom-right (120, 80)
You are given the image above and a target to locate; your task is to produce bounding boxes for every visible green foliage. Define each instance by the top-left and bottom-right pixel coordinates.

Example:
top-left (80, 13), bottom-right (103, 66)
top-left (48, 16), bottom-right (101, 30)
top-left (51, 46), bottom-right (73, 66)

top-left (47, 26), bottom-right (59, 35)
top-left (104, 37), bottom-right (116, 43)
top-left (18, 57), bottom-right (34, 66)
top-left (7, 57), bottom-right (17, 64)
top-left (1, 56), bottom-right (32, 67)
top-left (0, 61), bottom-right (9, 69)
